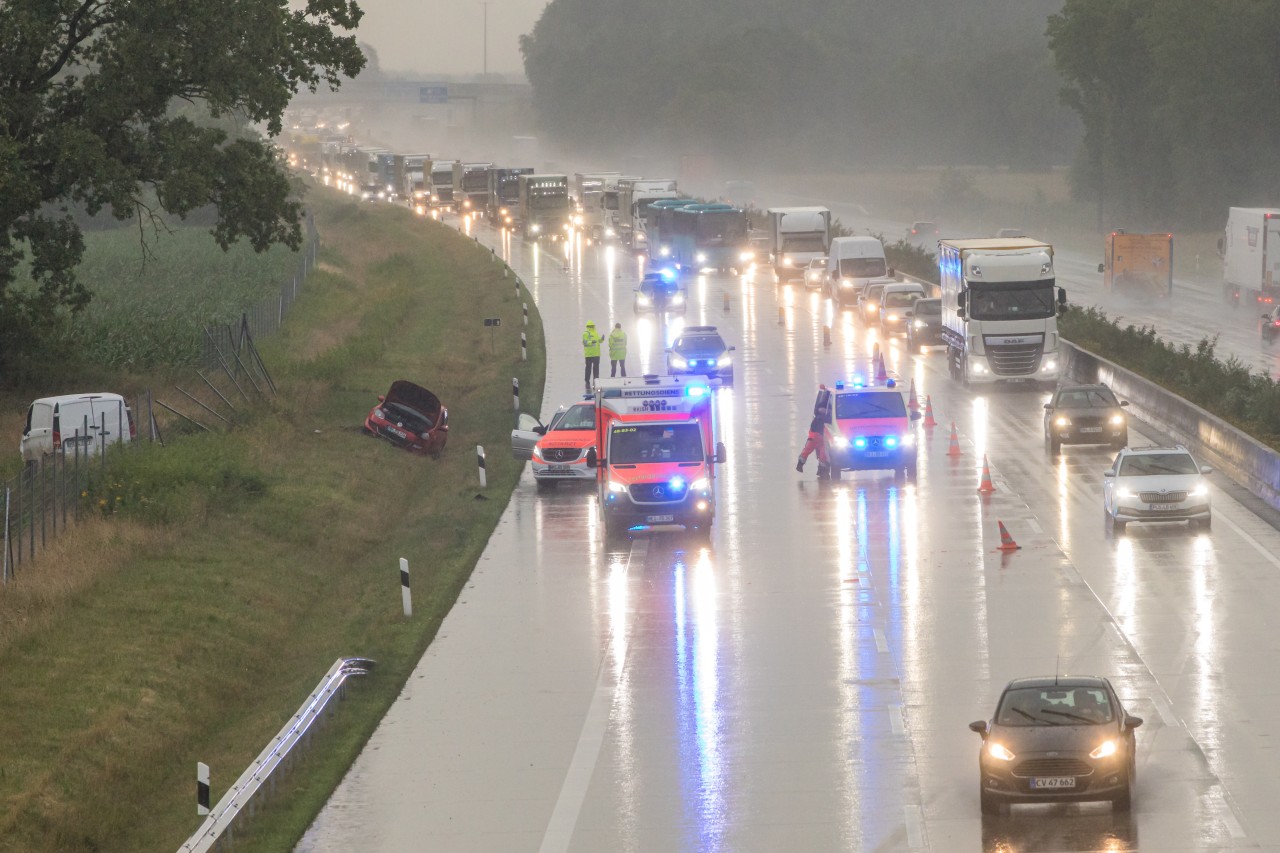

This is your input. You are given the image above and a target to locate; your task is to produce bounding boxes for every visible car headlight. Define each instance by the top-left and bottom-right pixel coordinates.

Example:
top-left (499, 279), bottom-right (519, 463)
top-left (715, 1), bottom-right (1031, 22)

top-left (1110, 414), bottom-right (1125, 425)
top-left (866, 304), bottom-right (878, 313)
top-left (573, 214), bottom-right (583, 225)
top-left (901, 433), bottom-right (915, 446)
top-left (987, 742), bottom-right (1016, 762)
top-left (670, 355), bottom-right (688, 369)
top-left (1116, 487), bottom-right (1135, 498)
top-left (696, 252), bottom-right (707, 263)
top-left (1188, 483), bottom-right (1208, 498)
top-left (833, 436), bottom-right (850, 448)
top-left (659, 246), bottom-right (671, 257)
top-left (606, 228), bottom-right (616, 237)
top-left (499, 207), bottom-right (508, 216)
top-left (532, 445), bottom-right (544, 461)
top-left (717, 355), bottom-right (732, 367)
top-left (841, 280), bottom-right (854, 289)
top-left (608, 480), bottom-right (628, 493)
top-left (637, 295), bottom-right (651, 305)
top-left (739, 251), bottom-right (754, 262)
top-left (672, 293), bottom-right (685, 304)
top-left (1041, 359), bottom-right (1058, 371)
top-left (530, 223), bottom-right (541, 233)
top-left (783, 256), bottom-right (793, 266)
top-left (373, 407), bottom-right (385, 419)
top-left (1089, 740), bottom-right (1118, 759)
top-left (1055, 416), bottom-right (1070, 426)
top-left (887, 313), bottom-right (899, 322)
top-left (690, 478), bottom-right (709, 492)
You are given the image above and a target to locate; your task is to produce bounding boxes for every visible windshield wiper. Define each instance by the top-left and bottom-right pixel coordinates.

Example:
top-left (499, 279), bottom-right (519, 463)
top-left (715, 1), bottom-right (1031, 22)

top-left (1041, 709), bottom-right (1096, 725)
top-left (1010, 707), bottom-right (1057, 726)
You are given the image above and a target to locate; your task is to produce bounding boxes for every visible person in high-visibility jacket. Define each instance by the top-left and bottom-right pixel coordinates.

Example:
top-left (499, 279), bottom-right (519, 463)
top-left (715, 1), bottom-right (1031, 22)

top-left (582, 321), bottom-right (602, 390)
top-left (608, 322), bottom-right (628, 377)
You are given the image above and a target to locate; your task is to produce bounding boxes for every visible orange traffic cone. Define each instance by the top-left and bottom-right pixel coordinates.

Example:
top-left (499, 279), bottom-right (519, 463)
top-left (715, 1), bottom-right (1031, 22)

top-left (977, 454), bottom-right (996, 493)
top-left (907, 377), bottom-right (920, 411)
top-left (923, 395), bottom-right (937, 428)
top-left (947, 422), bottom-right (962, 456)
top-left (875, 351), bottom-right (889, 382)
top-left (997, 520), bottom-right (1021, 551)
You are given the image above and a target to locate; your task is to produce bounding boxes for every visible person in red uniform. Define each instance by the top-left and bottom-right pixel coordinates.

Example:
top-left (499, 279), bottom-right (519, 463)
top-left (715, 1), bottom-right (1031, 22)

top-left (796, 385), bottom-right (832, 476)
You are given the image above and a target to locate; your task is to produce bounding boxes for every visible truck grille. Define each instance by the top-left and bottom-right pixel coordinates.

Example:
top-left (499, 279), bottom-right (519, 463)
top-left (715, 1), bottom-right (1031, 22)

top-left (542, 448), bottom-right (581, 463)
top-left (1140, 490), bottom-right (1187, 503)
top-left (628, 481), bottom-right (688, 503)
top-left (985, 340), bottom-right (1043, 375)
top-left (1013, 758), bottom-right (1091, 777)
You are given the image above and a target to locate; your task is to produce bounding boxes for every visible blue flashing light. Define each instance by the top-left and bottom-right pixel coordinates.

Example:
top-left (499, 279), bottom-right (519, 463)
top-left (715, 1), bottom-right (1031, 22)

top-left (885, 378), bottom-right (896, 388)
top-left (686, 383), bottom-right (708, 398)
top-left (669, 476), bottom-right (687, 492)
top-left (659, 267), bottom-right (677, 283)
top-left (629, 524), bottom-right (646, 531)
top-left (885, 436), bottom-right (898, 448)
top-left (835, 380), bottom-right (845, 390)
top-left (853, 437), bottom-right (868, 449)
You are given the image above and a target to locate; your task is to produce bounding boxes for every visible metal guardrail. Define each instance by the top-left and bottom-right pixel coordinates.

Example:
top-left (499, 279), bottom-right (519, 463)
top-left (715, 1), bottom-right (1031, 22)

top-left (178, 656), bottom-right (376, 853)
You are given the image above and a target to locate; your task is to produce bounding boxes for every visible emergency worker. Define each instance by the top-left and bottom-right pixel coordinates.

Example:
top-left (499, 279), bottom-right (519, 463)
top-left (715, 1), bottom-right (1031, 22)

top-left (582, 321), bottom-right (602, 390)
top-left (796, 385), bottom-right (832, 476)
top-left (608, 323), bottom-right (628, 377)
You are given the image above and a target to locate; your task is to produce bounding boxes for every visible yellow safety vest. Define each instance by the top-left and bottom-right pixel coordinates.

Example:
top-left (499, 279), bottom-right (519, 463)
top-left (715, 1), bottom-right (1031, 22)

top-left (608, 329), bottom-right (627, 359)
top-left (582, 327), bottom-right (602, 357)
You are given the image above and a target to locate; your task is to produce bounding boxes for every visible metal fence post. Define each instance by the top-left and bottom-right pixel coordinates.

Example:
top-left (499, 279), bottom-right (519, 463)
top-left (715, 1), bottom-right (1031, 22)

top-left (3, 486), bottom-right (10, 585)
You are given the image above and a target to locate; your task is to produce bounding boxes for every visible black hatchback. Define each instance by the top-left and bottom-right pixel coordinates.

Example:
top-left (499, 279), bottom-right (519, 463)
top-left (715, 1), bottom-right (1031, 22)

top-left (1044, 384), bottom-right (1128, 454)
top-left (905, 298), bottom-right (944, 351)
top-left (969, 676), bottom-right (1142, 815)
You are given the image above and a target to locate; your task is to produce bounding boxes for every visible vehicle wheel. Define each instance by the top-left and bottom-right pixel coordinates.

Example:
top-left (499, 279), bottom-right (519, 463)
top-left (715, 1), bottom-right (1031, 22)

top-left (1111, 514), bottom-right (1127, 533)
top-left (1113, 430), bottom-right (1128, 450)
top-left (1195, 513), bottom-right (1212, 530)
top-left (1112, 778), bottom-right (1132, 812)
top-left (1048, 434), bottom-right (1061, 456)
top-left (980, 786), bottom-right (1001, 817)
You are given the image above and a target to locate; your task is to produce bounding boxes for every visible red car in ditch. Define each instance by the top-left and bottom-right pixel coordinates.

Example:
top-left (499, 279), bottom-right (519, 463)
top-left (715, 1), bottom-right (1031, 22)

top-left (363, 380), bottom-right (449, 456)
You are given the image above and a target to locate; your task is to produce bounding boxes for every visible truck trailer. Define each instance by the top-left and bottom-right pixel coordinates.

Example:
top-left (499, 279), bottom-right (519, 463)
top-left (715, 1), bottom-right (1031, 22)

top-left (1221, 208), bottom-right (1280, 307)
top-left (487, 167), bottom-right (533, 225)
top-left (939, 238), bottom-right (1066, 386)
top-left (1100, 231), bottom-right (1173, 299)
top-left (588, 375), bottom-right (726, 538)
top-left (766, 207), bottom-right (831, 282)
top-left (619, 179), bottom-right (680, 255)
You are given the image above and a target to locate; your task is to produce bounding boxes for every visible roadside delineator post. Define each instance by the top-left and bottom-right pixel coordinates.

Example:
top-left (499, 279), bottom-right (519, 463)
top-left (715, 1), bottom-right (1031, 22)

top-left (521, 332), bottom-right (528, 362)
top-left (923, 395), bottom-right (937, 428)
top-left (512, 377), bottom-right (520, 411)
top-left (977, 454), bottom-right (996, 493)
top-left (997, 521), bottom-right (1021, 551)
top-left (197, 763), bottom-right (210, 816)
top-left (477, 445), bottom-right (487, 488)
top-left (515, 277), bottom-right (522, 298)
top-left (522, 302), bottom-right (529, 326)
top-left (400, 557), bottom-right (412, 617)
top-left (947, 422), bottom-right (962, 456)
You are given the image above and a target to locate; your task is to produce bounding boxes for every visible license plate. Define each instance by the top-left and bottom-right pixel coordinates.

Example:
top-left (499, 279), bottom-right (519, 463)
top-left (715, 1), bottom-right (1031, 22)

top-left (547, 465), bottom-right (571, 473)
top-left (1148, 503), bottom-right (1183, 511)
top-left (1079, 427), bottom-right (1103, 433)
top-left (386, 427), bottom-right (407, 439)
top-left (864, 451), bottom-right (888, 458)
top-left (646, 514), bottom-right (674, 523)
top-left (1029, 776), bottom-right (1077, 789)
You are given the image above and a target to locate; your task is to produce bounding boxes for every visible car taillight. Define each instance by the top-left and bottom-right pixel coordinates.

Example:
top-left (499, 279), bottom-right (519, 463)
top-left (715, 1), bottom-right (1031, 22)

top-left (127, 408), bottom-right (137, 439)
top-left (52, 430), bottom-right (61, 450)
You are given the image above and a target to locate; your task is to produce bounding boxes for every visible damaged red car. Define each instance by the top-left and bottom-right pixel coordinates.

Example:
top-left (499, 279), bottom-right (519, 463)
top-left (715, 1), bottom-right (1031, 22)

top-left (363, 381), bottom-right (449, 456)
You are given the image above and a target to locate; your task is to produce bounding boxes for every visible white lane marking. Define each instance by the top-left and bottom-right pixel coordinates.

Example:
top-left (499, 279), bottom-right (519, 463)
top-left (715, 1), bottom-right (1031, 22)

top-left (873, 628), bottom-right (888, 653)
top-left (1025, 518), bottom-right (1043, 534)
top-left (1218, 511), bottom-right (1280, 572)
top-left (1152, 695), bottom-right (1178, 727)
top-left (889, 704), bottom-right (904, 735)
top-left (1223, 807), bottom-right (1247, 839)
top-left (539, 539), bottom-right (645, 853)
top-left (904, 804), bottom-right (924, 848)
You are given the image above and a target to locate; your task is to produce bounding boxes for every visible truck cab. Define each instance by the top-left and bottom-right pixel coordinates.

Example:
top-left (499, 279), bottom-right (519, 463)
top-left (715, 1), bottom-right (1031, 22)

top-left (821, 379), bottom-right (919, 480)
top-left (588, 376), bottom-right (726, 538)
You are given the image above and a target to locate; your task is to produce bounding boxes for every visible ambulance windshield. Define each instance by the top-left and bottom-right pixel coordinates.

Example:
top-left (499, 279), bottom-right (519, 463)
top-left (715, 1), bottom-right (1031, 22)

top-left (610, 423), bottom-right (704, 464)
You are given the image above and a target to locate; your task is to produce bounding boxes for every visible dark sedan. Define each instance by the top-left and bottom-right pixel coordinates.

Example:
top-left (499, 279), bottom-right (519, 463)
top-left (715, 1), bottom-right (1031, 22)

top-left (667, 325), bottom-right (735, 386)
top-left (1044, 384), bottom-right (1129, 454)
top-left (906, 298), bottom-right (944, 351)
top-left (970, 676), bottom-right (1142, 815)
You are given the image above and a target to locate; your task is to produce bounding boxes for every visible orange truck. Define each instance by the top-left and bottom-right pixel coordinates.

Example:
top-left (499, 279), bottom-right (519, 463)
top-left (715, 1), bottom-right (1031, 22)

top-left (588, 375), bottom-right (725, 539)
top-left (1100, 231), bottom-right (1173, 298)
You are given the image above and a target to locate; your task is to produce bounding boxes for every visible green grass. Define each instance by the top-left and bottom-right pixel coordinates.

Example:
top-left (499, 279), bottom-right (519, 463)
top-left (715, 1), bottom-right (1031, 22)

top-left (0, 189), bottom-right (546, 851)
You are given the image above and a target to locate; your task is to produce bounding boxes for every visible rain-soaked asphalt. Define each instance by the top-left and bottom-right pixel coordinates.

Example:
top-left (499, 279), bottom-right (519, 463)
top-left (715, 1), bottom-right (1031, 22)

top-left (298, 211), bottom-right (1280, 852)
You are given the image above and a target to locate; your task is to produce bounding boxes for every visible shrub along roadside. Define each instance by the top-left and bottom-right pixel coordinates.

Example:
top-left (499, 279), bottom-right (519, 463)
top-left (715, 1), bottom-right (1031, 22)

top-left (1059, 306), bottom-right (1280, 449)
top-left (0, 189), bottom-right (545, 851)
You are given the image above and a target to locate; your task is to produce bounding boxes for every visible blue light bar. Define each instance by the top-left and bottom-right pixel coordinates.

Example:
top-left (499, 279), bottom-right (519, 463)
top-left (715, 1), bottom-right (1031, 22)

top-left (686, 383), bottom-right (708, 397)
top-left (885, 436), bottom-right (898, 448)
top-left (854, 437), bottom-right (868, 449)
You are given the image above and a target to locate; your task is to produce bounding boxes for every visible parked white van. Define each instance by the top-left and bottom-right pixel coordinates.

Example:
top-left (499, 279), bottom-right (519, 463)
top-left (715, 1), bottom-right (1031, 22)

top-left (20, 393), bottom-right (135, 464)
top-left (827, 235), bottom-right (894, 307)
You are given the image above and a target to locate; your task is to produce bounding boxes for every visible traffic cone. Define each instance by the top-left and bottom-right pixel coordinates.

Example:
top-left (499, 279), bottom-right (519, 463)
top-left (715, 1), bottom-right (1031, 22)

top-left (923, 395), bottom-right (937, 428)
top-left (875, 351), bottom-right (889, 382)
top-left (947, 422), bottom-right (962, 456)
top-left (907, 377), bottom-right (920, 411)
top-left (977, 454), bottom-right (996, 493)
top-left (996, 520), bottom-right (1021, 551)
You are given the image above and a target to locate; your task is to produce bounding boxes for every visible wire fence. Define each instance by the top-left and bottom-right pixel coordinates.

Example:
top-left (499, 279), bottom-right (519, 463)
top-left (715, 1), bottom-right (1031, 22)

top-left (3, 213), bottom-right (320, 587)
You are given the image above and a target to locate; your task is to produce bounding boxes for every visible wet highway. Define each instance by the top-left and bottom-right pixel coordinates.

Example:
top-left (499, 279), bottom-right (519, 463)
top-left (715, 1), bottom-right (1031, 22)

top-left (298, 212), bottom-right (1280, 851)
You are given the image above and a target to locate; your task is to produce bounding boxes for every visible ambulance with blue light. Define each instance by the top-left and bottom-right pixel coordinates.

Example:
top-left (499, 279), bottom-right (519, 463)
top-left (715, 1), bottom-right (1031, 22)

top-left (821, 377), bottom-right (919, 480)
top-left (587, 375), bottom-right (726, 538)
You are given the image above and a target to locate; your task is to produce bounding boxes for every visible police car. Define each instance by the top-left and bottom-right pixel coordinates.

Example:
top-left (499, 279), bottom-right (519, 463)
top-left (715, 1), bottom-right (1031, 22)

top-left (821, 378), bottom-right (920, 479)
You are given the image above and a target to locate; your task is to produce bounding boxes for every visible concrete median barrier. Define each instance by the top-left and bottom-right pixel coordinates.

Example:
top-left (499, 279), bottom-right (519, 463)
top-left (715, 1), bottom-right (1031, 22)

top-left (1062, 340), bottom-right (1280, 512)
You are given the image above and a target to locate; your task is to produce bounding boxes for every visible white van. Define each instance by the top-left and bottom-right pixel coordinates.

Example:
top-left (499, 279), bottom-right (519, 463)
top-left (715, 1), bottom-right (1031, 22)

top-left (827, 235), bottom-right (894, 306)
top-left (20, 393), bottom-right (135, 464)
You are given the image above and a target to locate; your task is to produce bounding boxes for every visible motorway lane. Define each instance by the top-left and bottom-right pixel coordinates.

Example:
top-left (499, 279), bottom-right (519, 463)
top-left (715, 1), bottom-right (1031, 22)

top-left (300, 212), bottom-right (1280, 851)
top-left (755, 186), bottom-right (1280, 379)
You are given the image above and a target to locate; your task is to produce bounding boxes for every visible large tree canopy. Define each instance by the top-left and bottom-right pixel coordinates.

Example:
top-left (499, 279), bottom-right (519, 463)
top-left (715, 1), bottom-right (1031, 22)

top-left (0, 0), bottom-right (365, 368)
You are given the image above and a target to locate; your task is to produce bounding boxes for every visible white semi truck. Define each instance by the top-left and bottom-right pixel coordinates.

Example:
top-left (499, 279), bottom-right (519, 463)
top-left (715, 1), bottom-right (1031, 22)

top-left (1220, 208), bottom-right (1280, 307)
top-left (766, 207), bottom-right (831, 282)
top-left (618, 179), bottom-right (680, 255)
top-left (939, 238), bottom-right (1066, 386)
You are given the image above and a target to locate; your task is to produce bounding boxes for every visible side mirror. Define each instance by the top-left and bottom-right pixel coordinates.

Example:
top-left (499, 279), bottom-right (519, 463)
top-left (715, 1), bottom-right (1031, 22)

top-left (728, 345), bottom-right (736, 351)
top-left (1124, 715), bottom-right (1144, 730)
top-left (1043, 403), bottom-right (1052, 410)
top-left (956, 291), bottom-right (966, 309)
top-left (1119, 400), bottom-right (1129, 407)
top-left (1057, 288), bottom-right (1068, 305)
top-left (1103, 470), bottom-right (1115, 478)
top-left (888, 267), bottom-right (896, 277)
top-left (1264, 314), bottom-right (1273, 321)
top-left (1097, 263), bottom-right (1105, 274)
top-left (1201, 466), bottom-right (1213, 475)
top-left (586, 448), bottom-right (598, 468)
top-left (910, 410), bottom-right (922, 421)
top-left (968, 720), bottom-right (988, 736)
top-left (957, 307), bottom-right (966, 319)
top-left (533, 426), bottom-right (547, 435)
top-left (377, 395), bottom-right (386, 403)
top-left (715, 441), bottom-right (727, 464)
top-left (1216, 236), bottom-right (1225, 256)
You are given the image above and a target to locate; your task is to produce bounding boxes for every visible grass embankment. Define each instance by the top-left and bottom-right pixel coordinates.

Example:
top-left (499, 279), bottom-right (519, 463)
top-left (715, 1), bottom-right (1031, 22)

top-left (0, 189), bottom-right (545, 851)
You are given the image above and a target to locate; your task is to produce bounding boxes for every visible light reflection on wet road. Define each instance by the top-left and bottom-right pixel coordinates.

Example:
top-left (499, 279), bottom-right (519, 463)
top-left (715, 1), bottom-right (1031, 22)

top-left (297, 214), bottom-right (1280, 852)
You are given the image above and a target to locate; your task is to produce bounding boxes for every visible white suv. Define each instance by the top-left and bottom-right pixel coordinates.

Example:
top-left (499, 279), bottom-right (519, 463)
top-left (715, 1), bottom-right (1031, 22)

top-left (1103, 445), bottom-right (1212, 532)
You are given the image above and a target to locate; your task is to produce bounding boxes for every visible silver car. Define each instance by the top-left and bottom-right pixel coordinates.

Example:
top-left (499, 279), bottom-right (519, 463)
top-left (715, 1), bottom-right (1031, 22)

top-left (1103, 445), bottom-right (1212, 532)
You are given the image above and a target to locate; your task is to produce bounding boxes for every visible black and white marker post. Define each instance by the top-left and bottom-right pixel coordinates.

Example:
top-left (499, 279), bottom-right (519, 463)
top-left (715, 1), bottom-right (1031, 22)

top-left (515, 277), bottom-right (522, 299)
top-left (197, 762), bottom-right (210, 816)
top-left (521, 332), bottom-right (528, 362)
top-left (399, 557), bottom-right (412, 617)
top-left (523, 302), bottom-right (529, 326)
top-left (512, 377), bottom-right (520, 412)
top-left (477, 445), bottom-right (487, 488)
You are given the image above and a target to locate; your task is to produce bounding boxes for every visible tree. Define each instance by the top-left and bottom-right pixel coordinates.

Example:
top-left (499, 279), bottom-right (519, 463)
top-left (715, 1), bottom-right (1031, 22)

top-left (0, 0), bottom-right (366, 371)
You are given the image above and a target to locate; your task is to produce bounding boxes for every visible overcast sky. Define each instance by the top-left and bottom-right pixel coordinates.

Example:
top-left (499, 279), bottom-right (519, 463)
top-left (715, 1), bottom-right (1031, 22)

top-left (355, 0), bottom-right (546, 77)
